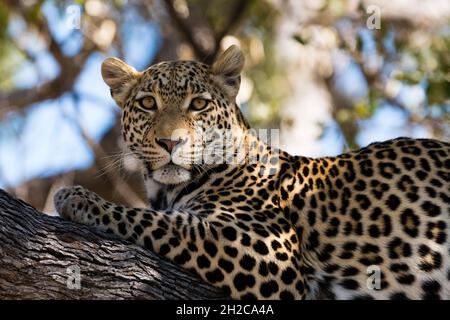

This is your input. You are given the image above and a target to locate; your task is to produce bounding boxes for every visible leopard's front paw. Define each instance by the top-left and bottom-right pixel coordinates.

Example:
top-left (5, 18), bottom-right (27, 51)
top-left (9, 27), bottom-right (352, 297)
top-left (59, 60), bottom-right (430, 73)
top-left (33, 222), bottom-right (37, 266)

top-left (54, 186), bottom-right (98, 225)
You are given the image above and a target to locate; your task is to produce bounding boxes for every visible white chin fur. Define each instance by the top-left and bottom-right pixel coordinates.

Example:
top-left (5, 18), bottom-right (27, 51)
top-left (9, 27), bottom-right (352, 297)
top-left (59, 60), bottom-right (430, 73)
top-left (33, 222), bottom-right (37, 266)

top-left (152, 165), bottom-right (191, 185)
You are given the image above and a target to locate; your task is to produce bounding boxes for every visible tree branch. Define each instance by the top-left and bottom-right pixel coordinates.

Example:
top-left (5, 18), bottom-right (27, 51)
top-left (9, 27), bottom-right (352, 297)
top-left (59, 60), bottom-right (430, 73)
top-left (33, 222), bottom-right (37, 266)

top-left (0, 2), bottom-right (99, 118)
top-left (0, 38), bottom-right (96, 118)
top-left (162, 0), bottom-right (210, 60)
top-left (162, 0), bottom-right (249, 63)
top-left (210, 0), bottom-right (250, 63)
top-left (0, 189), bottom-right (226, 299)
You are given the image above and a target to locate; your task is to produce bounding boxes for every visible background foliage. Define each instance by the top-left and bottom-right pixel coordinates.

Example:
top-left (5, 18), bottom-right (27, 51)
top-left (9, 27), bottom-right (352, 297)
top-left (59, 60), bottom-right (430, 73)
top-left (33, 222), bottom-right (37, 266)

top-left (0, 0), bottom-right (448, 212)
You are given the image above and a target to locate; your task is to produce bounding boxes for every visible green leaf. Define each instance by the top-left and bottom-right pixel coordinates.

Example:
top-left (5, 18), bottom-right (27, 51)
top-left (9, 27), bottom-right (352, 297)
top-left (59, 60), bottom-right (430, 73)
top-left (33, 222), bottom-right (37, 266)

top-left (427, 79), bottom-right (450, 105)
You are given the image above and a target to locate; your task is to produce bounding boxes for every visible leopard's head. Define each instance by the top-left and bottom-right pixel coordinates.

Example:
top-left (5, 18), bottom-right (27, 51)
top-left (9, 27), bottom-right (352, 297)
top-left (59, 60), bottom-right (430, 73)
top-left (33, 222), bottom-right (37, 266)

top-left (101, 46), bottom-right (250, 185)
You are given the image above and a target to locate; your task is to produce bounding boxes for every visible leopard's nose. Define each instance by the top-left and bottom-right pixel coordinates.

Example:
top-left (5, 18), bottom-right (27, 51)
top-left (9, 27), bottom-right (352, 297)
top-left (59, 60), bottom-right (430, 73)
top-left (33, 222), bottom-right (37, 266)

top-left (156, 138), bottom-right (183, 153)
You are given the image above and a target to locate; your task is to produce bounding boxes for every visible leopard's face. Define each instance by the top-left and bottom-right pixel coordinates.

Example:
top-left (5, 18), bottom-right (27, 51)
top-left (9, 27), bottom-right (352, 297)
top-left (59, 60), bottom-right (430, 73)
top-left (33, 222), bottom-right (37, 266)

top-left (101, 46), bottom-right (248, 185)
top-left (122, 61), bottom-right (236, 185)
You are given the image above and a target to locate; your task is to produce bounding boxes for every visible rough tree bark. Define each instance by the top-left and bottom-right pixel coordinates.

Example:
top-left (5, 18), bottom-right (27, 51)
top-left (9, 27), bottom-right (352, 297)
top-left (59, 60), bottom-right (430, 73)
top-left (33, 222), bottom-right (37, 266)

top-left (0, 189), bottom-right (226, 299)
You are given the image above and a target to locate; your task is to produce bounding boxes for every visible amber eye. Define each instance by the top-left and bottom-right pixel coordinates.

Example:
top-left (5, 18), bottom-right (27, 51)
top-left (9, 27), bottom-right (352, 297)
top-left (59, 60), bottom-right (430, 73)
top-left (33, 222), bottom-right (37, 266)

top-left (189, 98), bottom-right (209, 111)
top-left (137, 96), bottom-right (157, 111)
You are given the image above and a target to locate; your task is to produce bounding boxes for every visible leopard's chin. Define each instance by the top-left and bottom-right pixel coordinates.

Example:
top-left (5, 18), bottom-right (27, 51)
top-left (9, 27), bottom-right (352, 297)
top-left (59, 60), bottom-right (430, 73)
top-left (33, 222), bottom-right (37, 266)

top-left (151, 164), bottom-right (191, 185)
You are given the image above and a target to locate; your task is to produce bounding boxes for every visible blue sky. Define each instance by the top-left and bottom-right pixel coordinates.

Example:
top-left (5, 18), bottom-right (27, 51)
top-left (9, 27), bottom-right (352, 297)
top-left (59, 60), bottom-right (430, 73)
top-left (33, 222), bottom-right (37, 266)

top-left (0, 1), bottom-right (433, 188)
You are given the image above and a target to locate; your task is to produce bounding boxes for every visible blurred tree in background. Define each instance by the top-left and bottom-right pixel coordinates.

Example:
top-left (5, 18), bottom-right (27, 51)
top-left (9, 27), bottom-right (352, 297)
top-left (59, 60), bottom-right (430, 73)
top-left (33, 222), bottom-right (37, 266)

top-left (0, 0), bottom-right (448, 212)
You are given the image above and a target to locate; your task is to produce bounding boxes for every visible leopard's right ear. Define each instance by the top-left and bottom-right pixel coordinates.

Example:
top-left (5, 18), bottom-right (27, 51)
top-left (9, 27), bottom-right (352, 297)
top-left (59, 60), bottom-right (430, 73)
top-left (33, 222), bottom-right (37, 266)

top-left (101, 57), bottom-right (140, 107)
top-left (211, 45), bottom-right (244, 100)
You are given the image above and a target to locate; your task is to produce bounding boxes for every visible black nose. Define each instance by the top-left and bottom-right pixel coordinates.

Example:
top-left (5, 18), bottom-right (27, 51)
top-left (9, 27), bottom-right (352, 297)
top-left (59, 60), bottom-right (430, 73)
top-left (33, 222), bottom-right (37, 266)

top-left (156, 138), bottom-right (183, 153)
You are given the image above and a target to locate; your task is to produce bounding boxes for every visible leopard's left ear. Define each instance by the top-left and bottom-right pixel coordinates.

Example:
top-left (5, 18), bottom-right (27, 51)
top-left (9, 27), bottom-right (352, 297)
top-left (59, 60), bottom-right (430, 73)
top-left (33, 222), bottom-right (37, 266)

top-left (101, 57), bottom-right (140, 107)
top-left (211, 45), bottom-right (245, 99)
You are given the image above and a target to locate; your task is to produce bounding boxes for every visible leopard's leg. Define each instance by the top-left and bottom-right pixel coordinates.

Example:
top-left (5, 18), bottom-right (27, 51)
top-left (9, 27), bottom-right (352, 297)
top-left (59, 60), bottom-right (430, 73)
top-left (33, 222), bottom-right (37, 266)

top-left (54, 186), bottom-right (306, 300)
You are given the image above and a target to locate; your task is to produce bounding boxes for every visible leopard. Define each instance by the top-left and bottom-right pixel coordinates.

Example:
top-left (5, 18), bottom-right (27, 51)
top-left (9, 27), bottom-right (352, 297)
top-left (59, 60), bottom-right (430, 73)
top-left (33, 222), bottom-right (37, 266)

top-left (54, 45), bottom-right (450, 300)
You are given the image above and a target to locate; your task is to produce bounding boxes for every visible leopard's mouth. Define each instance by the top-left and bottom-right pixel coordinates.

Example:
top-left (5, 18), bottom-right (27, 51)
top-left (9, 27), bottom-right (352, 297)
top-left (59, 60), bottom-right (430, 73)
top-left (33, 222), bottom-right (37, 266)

top-left (146, 162), bottom-right (191, 185)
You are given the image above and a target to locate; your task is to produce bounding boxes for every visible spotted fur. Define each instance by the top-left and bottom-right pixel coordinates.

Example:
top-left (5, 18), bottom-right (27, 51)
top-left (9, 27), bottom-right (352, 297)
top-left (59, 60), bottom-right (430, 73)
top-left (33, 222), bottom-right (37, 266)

top-left (55, 46), bottom-right (450, 300)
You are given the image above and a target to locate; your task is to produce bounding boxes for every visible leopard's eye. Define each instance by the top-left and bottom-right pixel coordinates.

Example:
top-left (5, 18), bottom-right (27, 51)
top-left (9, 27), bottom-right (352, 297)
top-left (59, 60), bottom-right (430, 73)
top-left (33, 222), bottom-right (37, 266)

top-left (137, 96), bottom-right (157, 111)
top-left (189, 98), bottom-right (209, 111)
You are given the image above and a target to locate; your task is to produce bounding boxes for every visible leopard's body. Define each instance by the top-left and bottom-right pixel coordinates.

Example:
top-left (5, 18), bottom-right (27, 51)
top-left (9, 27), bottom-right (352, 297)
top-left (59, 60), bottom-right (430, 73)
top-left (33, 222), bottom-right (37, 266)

top-left (55, 46), bottom-right (450, 299)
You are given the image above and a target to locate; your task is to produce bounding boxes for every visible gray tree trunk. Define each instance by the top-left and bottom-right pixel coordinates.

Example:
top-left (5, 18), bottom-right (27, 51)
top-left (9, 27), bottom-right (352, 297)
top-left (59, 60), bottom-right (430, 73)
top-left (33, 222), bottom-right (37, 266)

top-left (0, 189), bottom-right (226, 299)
